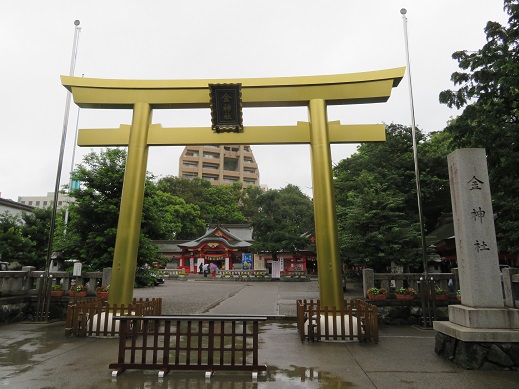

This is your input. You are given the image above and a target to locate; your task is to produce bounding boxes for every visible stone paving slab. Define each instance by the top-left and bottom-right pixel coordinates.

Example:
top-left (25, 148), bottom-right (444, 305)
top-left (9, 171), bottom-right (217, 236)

top-left (0, 278), bottom-right (517, 388)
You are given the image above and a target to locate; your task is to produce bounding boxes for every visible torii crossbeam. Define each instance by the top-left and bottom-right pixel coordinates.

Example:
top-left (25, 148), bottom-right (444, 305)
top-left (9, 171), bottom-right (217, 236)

top-left (62, 67), bottom-right (405, 308)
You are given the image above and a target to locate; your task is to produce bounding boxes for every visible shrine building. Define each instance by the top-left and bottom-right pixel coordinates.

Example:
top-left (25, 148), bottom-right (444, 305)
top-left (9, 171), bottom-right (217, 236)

top-left (154, 224), bottom-right (315, 276)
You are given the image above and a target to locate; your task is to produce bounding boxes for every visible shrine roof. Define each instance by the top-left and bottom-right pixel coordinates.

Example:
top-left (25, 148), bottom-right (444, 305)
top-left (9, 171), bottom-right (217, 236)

top-left (177, 224), bottom-right (252, 249)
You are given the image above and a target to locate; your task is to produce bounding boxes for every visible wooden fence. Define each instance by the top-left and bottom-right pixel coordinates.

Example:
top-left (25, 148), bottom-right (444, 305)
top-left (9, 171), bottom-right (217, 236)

top-left (296, 299), bottom-right (379, 343)
top-left (65, 298), bottom-right (162, 337)
top-left (109, 315), bottom-right (267, 380)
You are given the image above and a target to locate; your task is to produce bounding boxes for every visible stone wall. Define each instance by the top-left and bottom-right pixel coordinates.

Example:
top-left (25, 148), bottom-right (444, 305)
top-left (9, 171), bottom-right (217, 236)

top-left (0, 296), bottom-right (68, 324)
top-left (435, 332), bottom-right (519, 370)
top-left (378, 306), bottom-right (449, 326)
top-left (0, 298), bottom-right (32, 324)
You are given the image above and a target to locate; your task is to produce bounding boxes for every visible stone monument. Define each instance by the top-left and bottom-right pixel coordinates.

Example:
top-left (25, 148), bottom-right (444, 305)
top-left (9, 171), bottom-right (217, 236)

top-left (434, 148), bottom-right (519, 369)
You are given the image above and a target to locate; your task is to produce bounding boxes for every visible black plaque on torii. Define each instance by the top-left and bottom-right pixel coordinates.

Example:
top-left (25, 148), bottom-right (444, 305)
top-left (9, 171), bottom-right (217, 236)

top-left (209, 83), bottom-right (243, 133)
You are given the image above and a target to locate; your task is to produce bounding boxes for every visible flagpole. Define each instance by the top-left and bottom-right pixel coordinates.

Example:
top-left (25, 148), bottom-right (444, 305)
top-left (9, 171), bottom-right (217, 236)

top-left (36, 20), bottom-right (81, 322)
top-left (400, 9), bottom-right (432, 327)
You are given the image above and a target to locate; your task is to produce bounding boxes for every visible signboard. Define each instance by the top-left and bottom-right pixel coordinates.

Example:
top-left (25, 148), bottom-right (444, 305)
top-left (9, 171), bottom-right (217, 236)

top-left (73, 262), bottom-right (82, 277)
top-left (242, 253), bottom-right (253, 270)
top-left (209, 83), bottom-right (243, 133)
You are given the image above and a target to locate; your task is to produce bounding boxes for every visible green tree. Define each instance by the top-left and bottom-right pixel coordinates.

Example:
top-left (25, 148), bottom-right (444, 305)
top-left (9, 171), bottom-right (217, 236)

top-left (333, 124), bottom-right (453, 270)
top-left (336, 172), bottom-right (421, 272)
top-left (157, 176), bottom-right (246, 225)
top-left (20, 207), bottom-right (53, 269)
top-left (142, 188), bottom-right (205, 240)
top-left (439, 0), bottom-right (519, 254)
top-left (62, 148), bottom-right (201, 270)
top-left (203, 183), bottom-right (246, 224)
top-left (0, 212), bottom-right (32, 266)
top-left (251, 185), bottom-right (314, 261)
top-left (239, 185), bottom-right (264, 221)
top-left (157, 176), bottom-right (211, 208)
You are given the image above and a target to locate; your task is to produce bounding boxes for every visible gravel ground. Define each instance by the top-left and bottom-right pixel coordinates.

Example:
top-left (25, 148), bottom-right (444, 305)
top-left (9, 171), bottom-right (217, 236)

top-left (133, 279), bottom-right (247, 315)
top-left (133, 276), bottom-right (362, 317)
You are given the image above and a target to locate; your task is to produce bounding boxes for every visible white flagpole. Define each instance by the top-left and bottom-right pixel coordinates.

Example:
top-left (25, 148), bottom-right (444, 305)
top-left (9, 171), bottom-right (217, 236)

top-left (400, 9), bottom-right (432, 327)
top-left (37, 20), bottom-right (81, 321)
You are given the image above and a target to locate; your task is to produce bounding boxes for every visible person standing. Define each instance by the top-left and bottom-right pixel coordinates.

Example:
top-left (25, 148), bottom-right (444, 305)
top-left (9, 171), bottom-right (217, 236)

top-left (203, 263), bottom-right (209, 278)
top-left (210, 262), bottom-right (218, 278)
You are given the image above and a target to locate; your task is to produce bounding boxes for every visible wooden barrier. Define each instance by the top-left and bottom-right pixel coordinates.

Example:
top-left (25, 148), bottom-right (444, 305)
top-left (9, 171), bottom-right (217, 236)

top-left (109, 315), bottom-right (267, 380)
top-left (296, 299), bottom-right (378, 343)
top-left (65, 298), bottom-right (162, 337)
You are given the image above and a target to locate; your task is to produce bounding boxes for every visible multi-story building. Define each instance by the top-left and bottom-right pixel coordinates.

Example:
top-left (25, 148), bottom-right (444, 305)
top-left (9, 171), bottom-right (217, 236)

top-left (178, 145), bottom-right (260, 186)
top-left (17, 192), bottom-right (73, 209)
top-left (0, 196), bottom-right (34, 217)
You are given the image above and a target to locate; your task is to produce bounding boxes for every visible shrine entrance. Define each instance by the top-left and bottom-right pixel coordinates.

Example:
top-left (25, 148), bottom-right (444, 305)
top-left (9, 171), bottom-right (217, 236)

top-left (62, 67), bottom-right (404, 308)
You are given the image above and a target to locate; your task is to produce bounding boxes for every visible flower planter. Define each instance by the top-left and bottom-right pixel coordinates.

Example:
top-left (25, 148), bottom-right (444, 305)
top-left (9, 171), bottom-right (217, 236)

top-left (434, 294), bottom-right (449, 300)
top-left (50, 290), bottom-right (65, 297)
top-left (96, 292), bottom-right (110, 299)
top-left (69, 291), bottom-right (87, 297)
top-left (395, 294), bottom-right (415, 301)
top-left (368, 294), bottom-right (387, 301)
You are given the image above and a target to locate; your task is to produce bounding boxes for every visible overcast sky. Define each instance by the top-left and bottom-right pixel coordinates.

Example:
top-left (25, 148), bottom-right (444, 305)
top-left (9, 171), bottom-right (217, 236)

top-left (0, 1), bottom-right (509, 201)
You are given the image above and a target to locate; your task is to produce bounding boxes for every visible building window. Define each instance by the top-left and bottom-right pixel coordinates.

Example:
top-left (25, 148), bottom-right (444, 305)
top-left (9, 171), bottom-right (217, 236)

top-left (223, 157), bottom-right (238, 171)
top-left (43, 201), bottom-right (48, 206)
top-left (28, 201), bottom-right (33, 205)
top-left (203, 152), bottom-right (219, 159)
top-left (58, 201), bottom-right (62, 206)
top-left (36, 201), bottom-right (40, 206)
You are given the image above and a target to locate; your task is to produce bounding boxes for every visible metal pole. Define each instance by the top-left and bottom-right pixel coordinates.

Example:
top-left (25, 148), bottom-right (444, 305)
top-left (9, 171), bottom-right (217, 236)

top-left (37, 20), bottom-right (81, 321)
top-left (400, 9), bottom-right (432, 327)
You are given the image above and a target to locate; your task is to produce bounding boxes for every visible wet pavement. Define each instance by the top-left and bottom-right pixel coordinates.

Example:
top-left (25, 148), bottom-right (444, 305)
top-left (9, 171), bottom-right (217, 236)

top-left (1, 277), bottom-right (518, 388)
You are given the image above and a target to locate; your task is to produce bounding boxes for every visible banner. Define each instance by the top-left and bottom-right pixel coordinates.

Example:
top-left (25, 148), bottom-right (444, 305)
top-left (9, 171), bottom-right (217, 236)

top-left (242, 253), bottom-right (252, 270)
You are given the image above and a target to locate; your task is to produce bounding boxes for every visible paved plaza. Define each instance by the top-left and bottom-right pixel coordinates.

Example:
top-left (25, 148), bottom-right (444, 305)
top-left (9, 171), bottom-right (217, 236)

top-left (0, 277), bottom-right (517, 388)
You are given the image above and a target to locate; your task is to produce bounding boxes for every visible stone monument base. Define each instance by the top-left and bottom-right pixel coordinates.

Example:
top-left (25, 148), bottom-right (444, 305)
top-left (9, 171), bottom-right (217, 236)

top-left (434, 306), bottom-right (519, 370)
top-left (448, 304), bottom-right (519, 329)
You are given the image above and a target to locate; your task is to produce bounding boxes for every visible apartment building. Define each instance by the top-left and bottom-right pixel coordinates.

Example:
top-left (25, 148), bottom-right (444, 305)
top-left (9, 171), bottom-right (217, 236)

top-left (17, 192), bottom-right (73, 209)
top-left (178, 145), bottom-right (260, 186)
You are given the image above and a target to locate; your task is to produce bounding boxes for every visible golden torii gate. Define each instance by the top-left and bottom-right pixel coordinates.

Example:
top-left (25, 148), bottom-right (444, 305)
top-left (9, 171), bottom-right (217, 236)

top-left (62, 67), bottom-right (404, 309)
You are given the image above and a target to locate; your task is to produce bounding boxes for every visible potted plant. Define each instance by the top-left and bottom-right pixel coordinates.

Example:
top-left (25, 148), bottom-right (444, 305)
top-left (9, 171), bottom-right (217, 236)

top-left (96, 285), bottom-right (110, 298)
top-left (456, 289), bottom-right (461, 302)
top-left (395, 287), bottom-right (416, 300)
top-left (50, 284), bottom-right (64, 297)
top-left (434, 287), bottom-right (449, 300)
top-left (69, 284), bottom-right (88, 297)
top-left (367, 287), bottom-right (387, 301)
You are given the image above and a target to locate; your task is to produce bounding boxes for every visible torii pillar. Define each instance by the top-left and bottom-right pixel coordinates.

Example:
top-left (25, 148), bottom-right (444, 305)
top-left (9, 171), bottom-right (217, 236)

top-left (62, 67), bottom-right (404, 308)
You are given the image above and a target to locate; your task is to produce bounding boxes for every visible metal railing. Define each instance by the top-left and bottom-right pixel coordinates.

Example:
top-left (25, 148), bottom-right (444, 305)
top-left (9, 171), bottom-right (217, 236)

top-left (109, 315), bottom-right (267, 380)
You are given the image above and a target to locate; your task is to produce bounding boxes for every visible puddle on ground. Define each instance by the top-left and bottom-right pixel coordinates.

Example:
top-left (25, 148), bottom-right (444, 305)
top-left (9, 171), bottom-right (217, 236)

top-left (107, 365), bottom-right (355, 388)
top-left (266, 365), bottom-right (355, 388)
